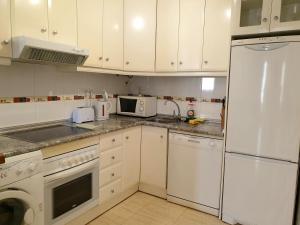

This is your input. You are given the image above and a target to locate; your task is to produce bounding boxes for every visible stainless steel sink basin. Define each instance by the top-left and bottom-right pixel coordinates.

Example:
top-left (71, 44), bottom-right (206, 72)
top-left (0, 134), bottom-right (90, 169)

top-left (146, 117), bottom-right (179, 124)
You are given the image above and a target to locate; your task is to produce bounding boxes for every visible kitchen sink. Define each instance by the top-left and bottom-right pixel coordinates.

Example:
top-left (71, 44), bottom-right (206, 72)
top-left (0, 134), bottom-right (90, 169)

top-left (146, 117), bottom-right (179, 124)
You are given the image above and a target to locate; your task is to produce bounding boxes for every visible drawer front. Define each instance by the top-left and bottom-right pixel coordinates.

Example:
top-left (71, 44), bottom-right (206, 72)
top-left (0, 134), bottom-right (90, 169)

top-left (100, 146), bottom-right (123, 169)
top-left (99, 179), bottom-right (122, 204)
top-left (100, 163), bottom-right (123, 187)
top-left (100, 133), bottom-right (123, 151)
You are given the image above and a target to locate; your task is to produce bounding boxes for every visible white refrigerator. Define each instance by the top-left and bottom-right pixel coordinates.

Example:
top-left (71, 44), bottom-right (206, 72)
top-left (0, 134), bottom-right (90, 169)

top-left (222, 36), bottom-right (300, 225)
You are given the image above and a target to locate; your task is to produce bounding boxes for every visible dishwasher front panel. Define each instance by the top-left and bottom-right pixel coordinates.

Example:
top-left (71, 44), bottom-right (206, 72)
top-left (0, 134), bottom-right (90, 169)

top-left (167, 132), bottom-right (223, 209)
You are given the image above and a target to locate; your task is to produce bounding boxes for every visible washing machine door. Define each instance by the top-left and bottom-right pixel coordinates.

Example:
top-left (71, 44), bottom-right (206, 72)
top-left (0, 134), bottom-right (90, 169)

top-left (0, 190), bottom-right (38, 225)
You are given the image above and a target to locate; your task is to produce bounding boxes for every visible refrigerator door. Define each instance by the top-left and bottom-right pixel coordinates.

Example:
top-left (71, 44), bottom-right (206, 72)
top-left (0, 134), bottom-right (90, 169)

top-left (227, 42), bottom-right (300, 162)
top-left (222, 153), bottom-right (298, 225)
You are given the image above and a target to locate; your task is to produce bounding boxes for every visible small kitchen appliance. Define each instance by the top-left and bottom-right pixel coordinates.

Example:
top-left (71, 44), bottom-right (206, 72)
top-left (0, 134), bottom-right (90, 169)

top-left (72, 107), bottom-right (95, 124)
top-left (94, 91), bottom-right (111, 121)
top-left (117, 95), bottom-right (157, 117)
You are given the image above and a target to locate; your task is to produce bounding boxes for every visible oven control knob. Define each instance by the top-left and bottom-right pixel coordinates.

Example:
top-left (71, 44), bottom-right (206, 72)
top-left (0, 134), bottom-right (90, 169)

top-left (28, 163), bottom-right (37, 172)
top-left (72, 157), bottom-right (79, 165)
top-left (139, 106), bottom-right (144, 112)
top-left (60, 160), bottom-right (67, 167)
top-left (140, 101), bottom-right (144, 105)
top-left (67, 160), bottom-right (72, 167)
top-left (79, 155), bottom-right (85, 162)
top-left (15, 168), bottom-right (23, 176)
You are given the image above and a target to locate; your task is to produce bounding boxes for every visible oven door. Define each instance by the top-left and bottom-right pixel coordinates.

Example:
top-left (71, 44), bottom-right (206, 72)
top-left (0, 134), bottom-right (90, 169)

top-left (118, 97), bottom-right (138, 115)
top-left (44, 159), bottom-right (99, 225)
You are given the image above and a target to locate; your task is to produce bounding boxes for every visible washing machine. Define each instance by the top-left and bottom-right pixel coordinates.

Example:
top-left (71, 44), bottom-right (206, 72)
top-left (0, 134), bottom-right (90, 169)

top-left (0, 150), bottom-right (44, 225)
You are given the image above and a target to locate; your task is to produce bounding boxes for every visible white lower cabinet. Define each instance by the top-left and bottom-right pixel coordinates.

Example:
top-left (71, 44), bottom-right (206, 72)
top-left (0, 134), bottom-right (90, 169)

top-left (140, 126), bottom-right (168, 198)
top-left (99, 127), bottom-right (141, 206)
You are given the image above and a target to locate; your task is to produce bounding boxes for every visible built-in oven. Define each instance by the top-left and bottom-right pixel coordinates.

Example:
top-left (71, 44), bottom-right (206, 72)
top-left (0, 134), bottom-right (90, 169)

top-left (43, 144), bottom-right (99, 225)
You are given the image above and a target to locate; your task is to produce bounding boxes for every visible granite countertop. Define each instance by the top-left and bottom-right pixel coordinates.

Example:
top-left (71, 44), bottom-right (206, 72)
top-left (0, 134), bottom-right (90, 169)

top-left (0, 114), bottom-right (223, 159)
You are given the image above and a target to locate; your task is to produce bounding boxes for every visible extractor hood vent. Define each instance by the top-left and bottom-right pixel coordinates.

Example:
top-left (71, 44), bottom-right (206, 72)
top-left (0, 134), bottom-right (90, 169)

top-left (12, 36), bottom-right (89, 66)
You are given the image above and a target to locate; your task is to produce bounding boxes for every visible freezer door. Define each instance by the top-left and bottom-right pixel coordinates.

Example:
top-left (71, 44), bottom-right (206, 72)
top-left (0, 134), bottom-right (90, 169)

top-left (227, 42), bottom-right (300, 162)
top-left (167, 133), bottom-right (223, 209)
top-left (222, 153), bottom-right (298, 225)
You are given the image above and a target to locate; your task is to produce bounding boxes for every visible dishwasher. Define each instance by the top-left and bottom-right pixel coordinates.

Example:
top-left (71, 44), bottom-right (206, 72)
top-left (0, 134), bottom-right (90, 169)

top-left (167, 132), bottom-right (223, 216)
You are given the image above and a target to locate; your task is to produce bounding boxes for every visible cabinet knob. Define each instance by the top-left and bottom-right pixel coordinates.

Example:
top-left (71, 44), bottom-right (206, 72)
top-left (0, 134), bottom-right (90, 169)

top-left (126, 136), bottom-right (129, 140)
top-left (126, 61), bottom-right (130, 65)
top-left (111, 156), bottom-right (115, 160)
top-left (262, 18), bottom-right (268, 23)
top-left (2, 40), bottom-right (9, 45)
top-left (111, 189), bottom-right (115, 194)
top-left (105, 58), bottom-right (110, 62)
top-left (41, 27), bottom-right (47, 33)
top-left (160, 135), bottom-right (163, 139)
top-left (274, 16), bottom-right (279, 21)
top-left (204, 60), bottom-right (208, 64)
top-left (112, 138), bottom-right (116, 142)
top-left (52, 30), bottom-right (58, 35)
top-left (111, 173), bottom-right (115, 177)
top-left (99, 57), bottom-right (103, 60)
top-left (170, 62), bottom-right (174, 66)
top-left (179, 61), bottom-right (183, 65)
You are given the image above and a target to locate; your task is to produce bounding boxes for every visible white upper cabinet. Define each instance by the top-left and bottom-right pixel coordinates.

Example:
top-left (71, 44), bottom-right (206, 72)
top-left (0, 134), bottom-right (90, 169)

top-left (202, 0), bottom-right (231, 72)
top-left (103, 0), bottom-right (124, 70)
top-left (48, 0), bottom-right (77, 45)
top-left (124, 0), bottom-right (157, 72)
top-left (11, 0), bottom-right (49, 40)
top-left (156, 0), bottom-right (179, 72)
top-left (77, 0), bottom-right (103, 67)
top-left (178, 0), bottom-right (205, 71)
top-left (271, 0), bottom-right (300, 32)
top-left (231, 0), bottom-right (272, 36)
top-left (0, 0), bottom-right (12, 58)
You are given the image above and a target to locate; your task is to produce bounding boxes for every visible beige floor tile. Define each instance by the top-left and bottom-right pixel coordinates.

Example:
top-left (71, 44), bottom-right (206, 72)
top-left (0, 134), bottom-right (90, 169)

top-left (89, 192), bottom-right (226, 225)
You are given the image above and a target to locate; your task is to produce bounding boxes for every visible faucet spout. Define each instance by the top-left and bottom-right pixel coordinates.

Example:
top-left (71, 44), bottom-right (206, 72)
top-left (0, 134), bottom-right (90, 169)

top-left (164, 100), bottom-right (181, 120)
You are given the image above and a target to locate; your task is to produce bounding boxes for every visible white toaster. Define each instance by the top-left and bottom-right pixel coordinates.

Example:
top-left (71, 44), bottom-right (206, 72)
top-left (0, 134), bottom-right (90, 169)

top-left (72, 107), bottom-right (95, 124)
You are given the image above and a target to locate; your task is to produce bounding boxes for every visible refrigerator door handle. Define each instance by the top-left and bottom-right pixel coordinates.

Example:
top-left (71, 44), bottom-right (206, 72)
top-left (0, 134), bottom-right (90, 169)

top-left (245, 43), bottom-right (289, 51)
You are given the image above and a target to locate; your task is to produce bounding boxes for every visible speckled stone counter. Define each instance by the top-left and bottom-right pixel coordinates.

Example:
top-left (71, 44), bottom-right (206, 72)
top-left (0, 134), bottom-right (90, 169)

top-left (0, 114), bottom-right (223, 159)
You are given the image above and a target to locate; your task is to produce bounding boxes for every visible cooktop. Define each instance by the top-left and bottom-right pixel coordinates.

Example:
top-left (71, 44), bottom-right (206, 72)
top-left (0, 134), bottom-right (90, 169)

top-left (5, 125), bottom-right (90, 143)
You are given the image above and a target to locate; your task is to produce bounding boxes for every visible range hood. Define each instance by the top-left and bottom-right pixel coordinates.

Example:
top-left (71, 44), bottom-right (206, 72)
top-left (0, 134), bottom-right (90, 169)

top-left (12, 36), bottom-right (89, 66)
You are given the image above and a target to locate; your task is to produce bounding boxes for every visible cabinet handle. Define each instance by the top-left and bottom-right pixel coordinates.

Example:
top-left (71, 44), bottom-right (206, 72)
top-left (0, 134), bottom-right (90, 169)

top-left (160, 135), bottom-right (164, 139)
top-left (112, 138), bottom-right (116, 142)
top-left (204, 60), bottom-right (208, 64)
top-left (105, 58), bottom-right (110, 62)
top-left (126, 61), bottom-right (130, 65)
top-left (111, 189), bottom-right (115, 194)
top-left (52, 30), bottom-right (58, 35)
top-left (111, 173), bottom-right (115, 177)
top-left (170, 62), bottom-right (174, 66)
top-left (274, 16), bottom-right (279, 21)
top-left (179, 61), bottom-right (183, 65)
top-left (99, 57), bottom-right (103, 61)
top-left (111, 156), bottom-right (115, 160)
top-left (41, 27), bottom-right (47, 33)
top-left (126, 136), bottom-right (129, 140)
top-left (262, 18), bottom-right (268, 23)
top-left (2, 40), bottom-right (9, 45)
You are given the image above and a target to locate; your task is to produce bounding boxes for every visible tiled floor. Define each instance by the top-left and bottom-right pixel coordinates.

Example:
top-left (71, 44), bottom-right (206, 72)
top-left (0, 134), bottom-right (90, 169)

top-left (88, 192), bottom-right (227, 225)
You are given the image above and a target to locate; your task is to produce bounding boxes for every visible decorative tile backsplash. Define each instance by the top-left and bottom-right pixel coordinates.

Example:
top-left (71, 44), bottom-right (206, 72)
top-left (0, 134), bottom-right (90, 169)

top-left (0, 63), bottom-right (227, 128)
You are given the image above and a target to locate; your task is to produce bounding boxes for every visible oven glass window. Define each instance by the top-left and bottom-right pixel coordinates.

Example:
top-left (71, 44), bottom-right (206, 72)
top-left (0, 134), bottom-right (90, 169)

top-left (120, 98), bottom-right (137, 113)
top-left (53, 173), bottom-right (92, 219)
top-left (0, 198), bottom-right (26, 225)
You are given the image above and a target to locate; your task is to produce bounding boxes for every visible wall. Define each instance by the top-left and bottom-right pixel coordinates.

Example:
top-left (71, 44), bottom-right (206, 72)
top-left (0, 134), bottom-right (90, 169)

top-left (128, 76), bottom-right (227, 120)
top-left (0, 63), bottom-right (129, 128)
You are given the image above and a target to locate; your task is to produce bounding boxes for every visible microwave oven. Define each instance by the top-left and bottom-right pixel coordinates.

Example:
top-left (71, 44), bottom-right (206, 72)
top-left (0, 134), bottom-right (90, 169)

top-left (117, 96), bottom-right (157, 117)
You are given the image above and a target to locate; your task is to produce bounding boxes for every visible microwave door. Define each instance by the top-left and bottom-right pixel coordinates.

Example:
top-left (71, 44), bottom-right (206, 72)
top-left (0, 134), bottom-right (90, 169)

top-left (120, 98), bottom-right (137, 113)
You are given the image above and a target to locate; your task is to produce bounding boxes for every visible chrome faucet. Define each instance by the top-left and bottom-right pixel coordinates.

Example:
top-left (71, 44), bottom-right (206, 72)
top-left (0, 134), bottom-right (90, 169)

top-left (164, 100), bottom-right (181, 120)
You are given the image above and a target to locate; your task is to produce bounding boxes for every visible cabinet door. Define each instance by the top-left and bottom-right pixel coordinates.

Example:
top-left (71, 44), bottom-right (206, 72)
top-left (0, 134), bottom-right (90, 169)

top-left (271, 0), bottom-right (300, 32)
top-left (48, 0), bottom-right (77, 45)
top-left (0, 0), bottom-right (11, 58)
top-left (156, 0), bottom-right (179, 72)
top-left (123, 127), bottom-right (141, 190)
top-left (231, 0), bottom-right (272, 36)
top-left (202, 0), bottom-right (231, 72)
top-left (77, 0), bottom-right (103, 67)
top-left (178, 0), bottom-right (205, 71)
top-left (140, 126), bottom-right (168, 196)
top-left (124, 0), bottom-right (156, 72)
top-left (11, 0), bottom-right (48, 40)
top-left (103, 0), bottom-right (124, 70)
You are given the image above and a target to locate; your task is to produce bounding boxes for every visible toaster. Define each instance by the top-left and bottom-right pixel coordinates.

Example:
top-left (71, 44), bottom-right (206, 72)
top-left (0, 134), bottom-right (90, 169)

top-left (72, 107), bottom-right (95, 124)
